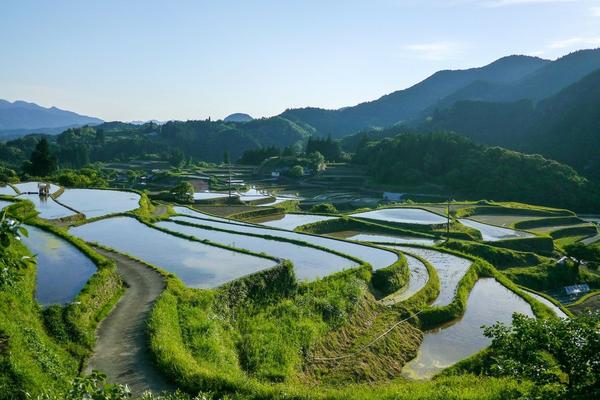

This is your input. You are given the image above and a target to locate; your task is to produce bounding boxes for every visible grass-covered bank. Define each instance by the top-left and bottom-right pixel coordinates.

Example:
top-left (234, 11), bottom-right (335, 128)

top-left (0, 236), bottom-right (79, 399)
top-left (4, 200), bottom-right (125, 352)
top-left (147, 256), bottom-right (547, 399)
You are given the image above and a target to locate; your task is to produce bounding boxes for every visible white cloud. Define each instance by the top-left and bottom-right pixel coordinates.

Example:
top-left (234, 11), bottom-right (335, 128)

top-left (402, 41), bottom-right (466, 61)
top-left (591, 6), bottom-right (600, 17)
top-left (548, 36), bottom-right (600, 49)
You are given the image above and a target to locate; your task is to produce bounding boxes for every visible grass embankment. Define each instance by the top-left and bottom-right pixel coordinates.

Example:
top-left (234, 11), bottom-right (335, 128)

top-left (296, 216), bottom-right (436, 240)
top-left (0, 238), bottom-right (78, 399)
top-left (148, 251), bottom-right (541, 399)
top-left (4, 200), bottom-right (124, 354)
top-left (371, 252), bottom-right (409, 296)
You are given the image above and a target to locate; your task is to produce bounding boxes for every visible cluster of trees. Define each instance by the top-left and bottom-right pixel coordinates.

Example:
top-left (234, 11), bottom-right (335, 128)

top-left (305, 136), bottom-right (345, 162)
top-left (481, 313), bottom-right (600, 398)
top-left (353, 131), bottom-right (600, 211)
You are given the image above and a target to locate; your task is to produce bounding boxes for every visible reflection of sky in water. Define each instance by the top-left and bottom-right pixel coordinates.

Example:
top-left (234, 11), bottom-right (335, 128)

top-left (403, 278), bottom-right (533, 379)
top-left (260, 214), bottom-right (336, 230)
top-left (352, 208), bottom-right (447, 225)
top-left (394, 247), bottom-right (471, 307)
top-left (17, 194), bottom-right (75, 219)
top-left (382, 254), bottom-right (429, 303)
top-left (157, 220), bottom-right (355, 281)
top-left (171, 215), bottom-right (398, 270)
top-left (458, 218), bottom-right (533, 241)
top-left (348, 233), bottom-right (437, 246)
top-left (71, 217), bottom-right (275, 288)
top-left (14, 182), bottom-right (60, 194)
top-left (21, 225), bottom-right (96, 305)
top-left (59, 189), bottom-right (140, 218)
top-left (0, 186), bottom-right (17, 196)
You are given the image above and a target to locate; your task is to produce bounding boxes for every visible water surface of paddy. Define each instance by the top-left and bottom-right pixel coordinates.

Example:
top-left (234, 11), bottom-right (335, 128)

top-left (259, 214), bottom-right (337, 230)
top-left (381, 253), bottom-right (429, 305)
top-left (18, 194), bottom-right (75, 219)
top-left (402, 278), bottom-right (533, 379)
top-left (458, 218), bottom-right (533, 241)
top-left (14, 182), bottom-right (60, 194)
top-left (351, 208), bottom-right (447, 225)
top-left (171, 215), bottom-right (399, 270)
top-left (22, 226), bottom-right (96, 305)
top-left (340, 232), bottom-right (437, 246)
top-left (522, 290), bottom-right (568, 319)
top-left (0, 185), bottom-right (16, 196)
top-left (59, 189), bottom-right (140, 218)
top-left (70, 217), bottom-right (275, 288)
top-left (157, 220), bottom-right (356, 281)
top-left (388, 246), bottom-right (471, 306)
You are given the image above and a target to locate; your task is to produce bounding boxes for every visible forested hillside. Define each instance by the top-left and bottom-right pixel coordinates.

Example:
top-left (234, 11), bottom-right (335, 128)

top-left (353, 131), bottom-right (600, 211)
top-left (425, 69), bottom-right (600, 180)
top-left (0, 117), bottom-right (313, 168)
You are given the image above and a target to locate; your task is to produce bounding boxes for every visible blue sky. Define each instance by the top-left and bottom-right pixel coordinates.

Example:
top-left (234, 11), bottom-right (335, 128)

top-left (1, 0), bottom-right (599, 121)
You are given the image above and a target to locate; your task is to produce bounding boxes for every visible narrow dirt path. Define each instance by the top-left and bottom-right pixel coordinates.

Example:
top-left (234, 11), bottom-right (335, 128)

top-left (86, 247), bottom-right (174, 395)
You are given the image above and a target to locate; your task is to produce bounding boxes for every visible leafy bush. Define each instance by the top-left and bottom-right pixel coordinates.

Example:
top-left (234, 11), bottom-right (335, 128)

top-left (309, 203), bottom-right (338, 214)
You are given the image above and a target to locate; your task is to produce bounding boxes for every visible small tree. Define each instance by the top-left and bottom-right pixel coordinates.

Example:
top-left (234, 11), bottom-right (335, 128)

top-left (288, 165), bottom-right (304, 178)
top-left (171, 182), bottom-right (194, 204)
top-left (25, 138), bottom-right (57, 177)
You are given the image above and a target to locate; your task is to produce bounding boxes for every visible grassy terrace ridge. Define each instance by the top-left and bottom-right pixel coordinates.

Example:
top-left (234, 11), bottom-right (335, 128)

top-left (167, 210), bottom-right (402, 267)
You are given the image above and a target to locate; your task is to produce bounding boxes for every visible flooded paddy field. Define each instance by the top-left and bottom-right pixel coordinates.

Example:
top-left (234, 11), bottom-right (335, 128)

top-left (257, 213), bottom-right (337, 230)
top-left (403, 278), bottom-right (534, 379)
top-left (22, 225), bottom-right (96, 305)
top-left (458, 218), bottom-right (533, 241)
top-left (156, 220), bottom-right (356, 281)
top-left (170, 215), bottom-right (399, 270)
top-left (351, 208), bottom-right (447, 225)
top-left (70, 217), bottom-right (276, 288)
top-left (58, 189), bottom-right (141, 218)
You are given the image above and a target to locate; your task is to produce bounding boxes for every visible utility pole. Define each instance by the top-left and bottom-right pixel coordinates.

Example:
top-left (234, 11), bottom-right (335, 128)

top-left (446, 194), bottom-right (451, 241)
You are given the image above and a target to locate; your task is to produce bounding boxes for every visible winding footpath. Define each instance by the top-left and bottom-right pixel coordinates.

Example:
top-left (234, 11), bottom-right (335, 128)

top-left (86, 247), bottom-right (174, 395)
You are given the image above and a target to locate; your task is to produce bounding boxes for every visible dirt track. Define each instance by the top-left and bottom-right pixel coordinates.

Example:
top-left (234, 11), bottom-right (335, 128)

top-left (86, 247), bottom-right (174, 395)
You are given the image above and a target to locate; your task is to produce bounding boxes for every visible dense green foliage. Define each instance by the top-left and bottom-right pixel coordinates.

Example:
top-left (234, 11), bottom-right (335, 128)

top-left (481, 313), bottom-right (600, 398)
top-left (23, 138), bottom-right (57, 177)
top-left (353, 131), bottom-right (600, 211)
top-left (426, 68), bottom-right (600, 180)
top-left (305, 136), bottom-right (344, 161)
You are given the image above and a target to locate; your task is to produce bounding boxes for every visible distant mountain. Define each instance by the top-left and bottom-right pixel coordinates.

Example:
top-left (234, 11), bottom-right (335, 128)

top-left (425, 48), bottom-right (600, 113)
top-left (424, 68), bottom-right (600, 180)
top-left (0, 99), bottom-right (103, 133)
top-left (224, 113), bottom-right (253, 122)
top-left (280, 55), bottom-right (549, 137)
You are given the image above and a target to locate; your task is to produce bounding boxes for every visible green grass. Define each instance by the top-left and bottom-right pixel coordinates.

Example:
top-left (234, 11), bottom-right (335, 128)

top-left (0, 239), bottom-right (78, 399)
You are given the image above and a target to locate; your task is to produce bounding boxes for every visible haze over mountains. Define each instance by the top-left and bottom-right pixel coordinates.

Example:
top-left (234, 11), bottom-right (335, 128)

top-left (0, 100), bottom-right (103, 137)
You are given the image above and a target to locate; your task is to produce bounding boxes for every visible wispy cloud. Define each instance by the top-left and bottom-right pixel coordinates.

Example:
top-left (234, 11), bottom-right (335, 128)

top-left (483, 0), bottom-right (575, 7)
top-left (548, 36), bottom-right (600, 49)
top-left (402, 41), bottom-right (466, 61)
top-left (591, 6), bottom-right (600, 17)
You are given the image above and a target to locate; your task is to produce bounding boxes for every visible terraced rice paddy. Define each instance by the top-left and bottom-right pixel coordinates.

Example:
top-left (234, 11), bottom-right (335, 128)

top-left (156, 220), bottom-right (356, 280)
top-left (351, 208), bottom-right (447, 225)
top-left (170, 215), bottom-right (399, 270)
top-left (381, 253), bottom-right (429, 305)
top-left (258, 213), bottom-right (337, 230)
top-left (18, 194), bottom-right (75, 220)
top-left (0, 185), bottom-right (16, 196)
top-left (22, 225), bottom-right (96, 305)
top-left (193, 191), bottom-right (230, 201)
top-left (70, 217), bottom-right (277, 288)
top-left (14, 181), bottom-right (60, 194)
top-left (334, 232), bottom-right (438, 246)
top-left (388, 246), bottom-right (471, 306)
top-left (523, 290), bottom-right (569, 319)
top-left (58, 189), bottom-right (141, 218)
top-left (458, 218), bottom-right (533, 241)
top-left (0, 200), bottom-right (13, 210)
top-left (402, 278), bottom-right (534, 379)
